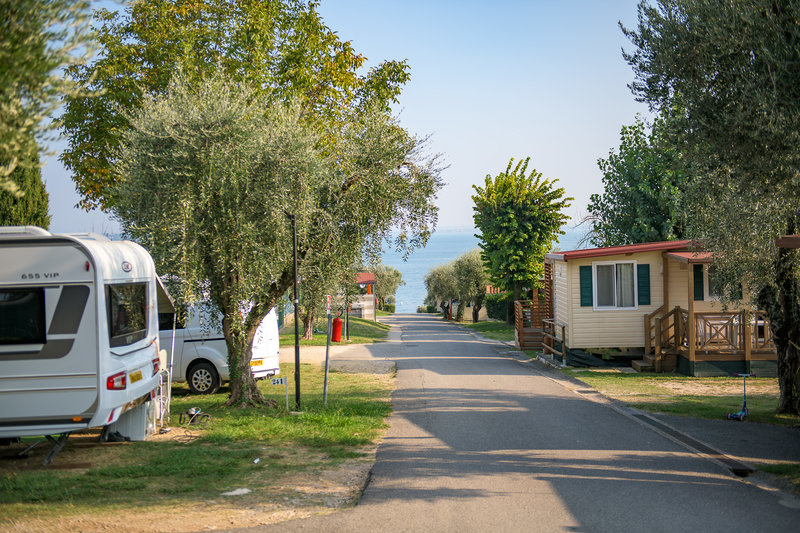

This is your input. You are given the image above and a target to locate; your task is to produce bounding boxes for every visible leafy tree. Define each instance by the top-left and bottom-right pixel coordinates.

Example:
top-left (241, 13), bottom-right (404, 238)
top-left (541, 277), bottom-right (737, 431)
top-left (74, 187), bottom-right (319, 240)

top-left (453, 249), bottom-right (489, 322)
top-left (0, 150), bottom-right (51, 228)
top-left (472, 157), bottom-right (572, 322)
top-left (61, 0), bottom-right (409, 211)
top-left (372, 263), bottom-right (405, 311)
top-left (624, 0), bottom-right (800, 413)
top-left (113, 73), bottom-right (440, 406)
top-left (586, 110), bottom-right (690, 246)
top-left (1, 0), bottom-right (94, 195)
top-left (424, 263), bottom-right (458, 319)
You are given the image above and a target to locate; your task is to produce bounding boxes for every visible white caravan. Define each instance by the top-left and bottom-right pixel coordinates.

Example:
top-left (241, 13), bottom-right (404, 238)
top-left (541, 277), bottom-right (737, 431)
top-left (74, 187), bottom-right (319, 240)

top-left (0, 226), bottom-right (171, 450)
top-left (159, 306), bottom-right (280, 394)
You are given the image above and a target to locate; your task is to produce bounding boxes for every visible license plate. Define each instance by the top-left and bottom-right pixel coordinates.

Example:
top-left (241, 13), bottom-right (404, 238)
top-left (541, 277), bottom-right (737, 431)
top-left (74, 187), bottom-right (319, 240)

top-left (129, 370), bottom-right (143, 383)
top-left (250, 360), bottom-right (263, 367)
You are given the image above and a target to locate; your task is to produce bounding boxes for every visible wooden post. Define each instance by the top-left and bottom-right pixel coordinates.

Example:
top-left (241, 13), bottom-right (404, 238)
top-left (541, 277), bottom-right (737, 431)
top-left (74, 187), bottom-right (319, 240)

top-left (644, 314), bottom-right (651, 355)
top-left (743, 310), bottom-right (752, 372)
top-left (687, 266), bottom-right (696, 364)
top-left (655, 317), bottom-right (662, 356)
top-left (663, 254), bottom-right (670, 311)
top-left (674, 307), bottom-right (681, 350)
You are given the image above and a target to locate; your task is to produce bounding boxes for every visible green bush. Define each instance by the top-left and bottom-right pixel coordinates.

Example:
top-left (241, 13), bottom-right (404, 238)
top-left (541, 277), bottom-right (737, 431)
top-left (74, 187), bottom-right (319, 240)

top-left (426, 304), bottom-right (437, 313)
top-left (384, 304), bottom-right (395, 313)
top-left (484, 293), bottom-right (509, 321)
top-left (417, 306), bottom-right (427, 313)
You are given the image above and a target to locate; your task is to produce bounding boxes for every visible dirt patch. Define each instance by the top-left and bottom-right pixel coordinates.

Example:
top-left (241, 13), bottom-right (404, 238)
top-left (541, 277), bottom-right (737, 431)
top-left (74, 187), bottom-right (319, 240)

top-left (654, 378), bottom-right (779, 397)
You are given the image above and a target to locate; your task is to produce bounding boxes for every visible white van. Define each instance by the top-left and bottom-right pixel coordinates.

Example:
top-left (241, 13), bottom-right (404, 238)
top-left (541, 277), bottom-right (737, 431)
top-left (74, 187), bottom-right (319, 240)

top-left (158, 306), bottom-right (280, 394)
top-left (0, 226), bottom-right (170, 448)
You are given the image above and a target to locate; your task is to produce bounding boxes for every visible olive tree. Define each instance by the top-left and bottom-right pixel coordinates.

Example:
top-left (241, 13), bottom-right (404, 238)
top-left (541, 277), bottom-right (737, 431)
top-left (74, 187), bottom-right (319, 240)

top-left (624, 0), bottom-right (800, 413)
top-left (114, 74), bottom-right (441, 406)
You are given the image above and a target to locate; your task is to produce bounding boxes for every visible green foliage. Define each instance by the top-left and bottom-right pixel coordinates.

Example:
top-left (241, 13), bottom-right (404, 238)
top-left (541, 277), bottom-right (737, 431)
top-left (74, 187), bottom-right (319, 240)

top-left (587, 110), bottom-right (690, 246)
top-left (0, 150), bottom-right (50, 228)
top-left (114, 72), bottom-right (439, 404)
top-left (383, 304), bottom-right (395, 313)
top-left (1, 0), bottom-right (95, 194)
top-left (453, 248), bottom-right (489, 322)
top-left (484, 293), bottom-right (509, 321)
top-left (371, 263), bottom-right (404, 310)
top-left (624, 0), bottom-right (800, 413)
top-left (472, 157), bottom-right (572, 300)
top-left (424, 262), bottom-right (457, 317)
top-left (61, 0), bottom-right (410, 211)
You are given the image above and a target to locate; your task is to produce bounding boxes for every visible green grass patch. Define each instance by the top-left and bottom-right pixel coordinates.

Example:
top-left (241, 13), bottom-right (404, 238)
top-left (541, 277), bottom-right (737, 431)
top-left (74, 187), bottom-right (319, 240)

top-left (0, 362), bottom-right (393, 521)
top-left (280, 316), bottom-right (390, 346)
top-left (459, 320), bottom-right (515, 342)
top-left (562, 370), bottom-right (799, 426)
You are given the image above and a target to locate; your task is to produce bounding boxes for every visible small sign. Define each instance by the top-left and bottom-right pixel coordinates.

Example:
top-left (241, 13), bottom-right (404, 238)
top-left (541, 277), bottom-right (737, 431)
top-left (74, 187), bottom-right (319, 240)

top-left (271, 377), bottom-right (287, 385)
top-left (326, 294), bottom-right (331, 312)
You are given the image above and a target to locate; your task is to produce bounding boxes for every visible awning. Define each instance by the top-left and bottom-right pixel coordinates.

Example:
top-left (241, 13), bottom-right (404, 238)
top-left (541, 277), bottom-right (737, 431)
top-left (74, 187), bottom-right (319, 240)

top-left (156, 277), bottom-right (175, 313)
top-left (664, 251), bottom-right (714, 264)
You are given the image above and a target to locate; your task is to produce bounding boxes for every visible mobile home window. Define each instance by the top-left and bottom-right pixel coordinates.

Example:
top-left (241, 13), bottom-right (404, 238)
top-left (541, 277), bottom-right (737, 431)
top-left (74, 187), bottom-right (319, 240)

top-left (593, 262), bottom-right (637, 309)
top-left (107, 283), bottom-right (148, 348)
top-left (0, 288), bottom-right (46, 345)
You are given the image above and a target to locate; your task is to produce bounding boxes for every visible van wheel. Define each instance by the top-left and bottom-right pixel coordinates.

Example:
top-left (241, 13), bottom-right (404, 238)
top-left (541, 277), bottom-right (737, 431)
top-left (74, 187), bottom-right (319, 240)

top-left (187, 363), bottom-right (219, 394)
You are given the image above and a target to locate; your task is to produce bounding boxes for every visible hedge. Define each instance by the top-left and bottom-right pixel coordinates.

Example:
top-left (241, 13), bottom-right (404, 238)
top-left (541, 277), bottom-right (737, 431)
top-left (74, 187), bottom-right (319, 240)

top-left (484, 293), bottom-right (509, 321)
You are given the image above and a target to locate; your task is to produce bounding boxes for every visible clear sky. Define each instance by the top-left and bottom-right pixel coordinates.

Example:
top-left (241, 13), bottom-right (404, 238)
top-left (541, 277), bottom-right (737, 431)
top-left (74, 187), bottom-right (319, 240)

top-left (43, 0), bottom-right (650, 235)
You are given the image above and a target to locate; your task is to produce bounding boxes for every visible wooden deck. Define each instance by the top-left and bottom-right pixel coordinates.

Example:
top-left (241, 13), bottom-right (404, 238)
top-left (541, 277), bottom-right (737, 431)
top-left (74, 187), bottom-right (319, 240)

top-left (642, 306), bottom-right (776, 374)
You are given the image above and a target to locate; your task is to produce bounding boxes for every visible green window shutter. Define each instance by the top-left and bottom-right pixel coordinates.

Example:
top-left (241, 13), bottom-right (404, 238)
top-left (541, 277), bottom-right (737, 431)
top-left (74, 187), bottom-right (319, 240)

top-left (637, 264), bottom-right (651, 306)
top-left (579, 265), bottom-right (593, 306)
top-left (693, 264), bottom-right (704, 301)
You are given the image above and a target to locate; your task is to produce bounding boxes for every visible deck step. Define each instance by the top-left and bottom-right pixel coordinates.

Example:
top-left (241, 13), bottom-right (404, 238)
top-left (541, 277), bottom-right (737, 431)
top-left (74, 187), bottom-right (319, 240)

top-left (631, 359), bottom-right (654, 372)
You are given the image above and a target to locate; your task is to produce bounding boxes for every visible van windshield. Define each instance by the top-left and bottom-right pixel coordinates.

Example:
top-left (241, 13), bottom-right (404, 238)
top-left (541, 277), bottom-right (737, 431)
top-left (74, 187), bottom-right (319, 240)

top-left (107, 283), bottom-right (148, 348)
top-left (0, 289), bottom-right (46, 345)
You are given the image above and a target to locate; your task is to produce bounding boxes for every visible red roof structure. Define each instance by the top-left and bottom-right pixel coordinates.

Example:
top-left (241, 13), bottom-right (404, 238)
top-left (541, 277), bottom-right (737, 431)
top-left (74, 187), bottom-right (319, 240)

top-left (546, 240), bottom-right (694, 261)
top-left (355, 272), bottom-right (375, 285)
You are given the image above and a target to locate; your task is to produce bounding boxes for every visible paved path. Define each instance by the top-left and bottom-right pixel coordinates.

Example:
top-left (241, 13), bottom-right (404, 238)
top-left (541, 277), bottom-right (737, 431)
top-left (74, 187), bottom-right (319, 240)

top-left (236, 314), bottom-right (799, 532)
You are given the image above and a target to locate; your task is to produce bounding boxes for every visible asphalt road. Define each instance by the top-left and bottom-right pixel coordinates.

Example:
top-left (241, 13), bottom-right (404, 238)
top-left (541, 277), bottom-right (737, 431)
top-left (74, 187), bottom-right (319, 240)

top-left (231, 313), bottom-right (800, 532)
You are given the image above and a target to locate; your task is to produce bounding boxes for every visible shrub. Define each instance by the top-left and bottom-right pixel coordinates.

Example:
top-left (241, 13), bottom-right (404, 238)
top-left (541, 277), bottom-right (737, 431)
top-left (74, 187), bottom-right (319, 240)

top-left (426, 304), bottom-right (437, 313)
top-left (484, 293), bottom-right (509, 321)
top-left (384, 304), bottom-right (395, 313)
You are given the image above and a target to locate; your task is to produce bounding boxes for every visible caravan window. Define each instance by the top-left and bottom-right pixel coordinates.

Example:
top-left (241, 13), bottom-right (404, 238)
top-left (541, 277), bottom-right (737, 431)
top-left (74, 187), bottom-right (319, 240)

top-left (0, 288), bottom-right (46, 345)
top-left (107, 283), bottom-right (148, 348)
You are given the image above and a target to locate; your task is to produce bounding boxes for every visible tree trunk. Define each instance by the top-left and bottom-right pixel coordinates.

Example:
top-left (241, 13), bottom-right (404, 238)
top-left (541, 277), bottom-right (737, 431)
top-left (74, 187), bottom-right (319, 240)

top-left (301, 307), bottom-right (314, 340)
top-left (773, 239), bottom-right (800, 414)
top-left (507, 282), bottom-right (523, 325)
top-left (456, 301), bottom-right (465, 322)
top-left (224, 318), bottom-right (271, 407)
top-left (472, 304), bottom-right (481, 323)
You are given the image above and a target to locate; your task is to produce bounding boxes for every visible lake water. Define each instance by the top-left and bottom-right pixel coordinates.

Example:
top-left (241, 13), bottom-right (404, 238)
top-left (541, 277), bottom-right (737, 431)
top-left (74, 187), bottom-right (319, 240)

top-left (381, 227), bottom-right (585, 313)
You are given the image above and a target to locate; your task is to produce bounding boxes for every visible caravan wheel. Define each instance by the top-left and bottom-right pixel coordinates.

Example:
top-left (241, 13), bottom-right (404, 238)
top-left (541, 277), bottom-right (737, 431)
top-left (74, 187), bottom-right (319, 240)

top-left (187, 362), bottom-right (220, 394)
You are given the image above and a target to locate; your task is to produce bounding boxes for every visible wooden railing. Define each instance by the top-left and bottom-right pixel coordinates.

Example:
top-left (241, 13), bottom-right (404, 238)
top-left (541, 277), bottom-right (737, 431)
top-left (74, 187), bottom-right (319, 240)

top-left (542, 318), bottom-right (567, 364)
top-left (644, 304), bottom-right (667, 354)
top-left (651, 307), bottom-right (776, 356)
top-left (514, 299), bottom-right (546, 350)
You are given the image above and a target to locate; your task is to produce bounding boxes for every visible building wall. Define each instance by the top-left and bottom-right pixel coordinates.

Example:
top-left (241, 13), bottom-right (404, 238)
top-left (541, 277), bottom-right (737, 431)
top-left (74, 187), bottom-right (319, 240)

top-left (552, 259), bottom-right (571, 345)
top-left (566, 251), bottom-right (665, 349)
top-left (665, 260), bottom-right (722, 312)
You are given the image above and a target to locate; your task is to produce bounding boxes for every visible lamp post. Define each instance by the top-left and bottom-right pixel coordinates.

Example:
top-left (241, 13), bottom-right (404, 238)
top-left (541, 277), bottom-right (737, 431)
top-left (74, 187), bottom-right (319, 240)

top-left (287, 213), bottom-right (301, 411)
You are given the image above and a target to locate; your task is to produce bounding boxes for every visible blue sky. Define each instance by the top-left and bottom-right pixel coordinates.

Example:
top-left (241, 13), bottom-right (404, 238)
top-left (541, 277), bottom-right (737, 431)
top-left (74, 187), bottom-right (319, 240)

top-left (44, 0), bottom-right (651, 235)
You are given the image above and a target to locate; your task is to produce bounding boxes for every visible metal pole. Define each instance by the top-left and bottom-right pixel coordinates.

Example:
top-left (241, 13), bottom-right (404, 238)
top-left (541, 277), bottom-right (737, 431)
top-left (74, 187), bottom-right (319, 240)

top-left (290, 214), bottom-right (300, 411)
top-left (323, 312), bottom-right (332, 406)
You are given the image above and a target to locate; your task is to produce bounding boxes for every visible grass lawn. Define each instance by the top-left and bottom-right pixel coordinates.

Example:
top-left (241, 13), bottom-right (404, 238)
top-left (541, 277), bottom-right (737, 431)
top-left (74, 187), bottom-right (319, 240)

top-left (562, 370), bottom-right (799, 426)
top-left (0, 363), bottom-right (393, 527)
top-left (280, 316), bottom-right (390, 346)
top-left (459, 320), bottom-right (515, 342)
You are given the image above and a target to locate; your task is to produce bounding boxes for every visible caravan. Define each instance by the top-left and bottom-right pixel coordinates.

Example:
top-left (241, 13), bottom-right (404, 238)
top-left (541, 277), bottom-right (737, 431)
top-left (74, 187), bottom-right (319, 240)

top-left (0, 226), bottom-right (171, 450)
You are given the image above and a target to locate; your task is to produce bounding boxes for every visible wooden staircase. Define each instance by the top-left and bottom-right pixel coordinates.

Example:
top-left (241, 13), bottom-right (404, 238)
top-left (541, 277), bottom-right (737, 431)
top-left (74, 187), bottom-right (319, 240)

top-left (514, 299), bottom-right (545, 350)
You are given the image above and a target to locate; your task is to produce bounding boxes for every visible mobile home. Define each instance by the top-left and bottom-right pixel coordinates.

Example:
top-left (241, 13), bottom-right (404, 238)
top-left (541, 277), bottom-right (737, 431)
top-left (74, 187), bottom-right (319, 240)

top-left (541, 240), bottom-right (777, 376)
top-left (0, 226), bottom-right (172, 451)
